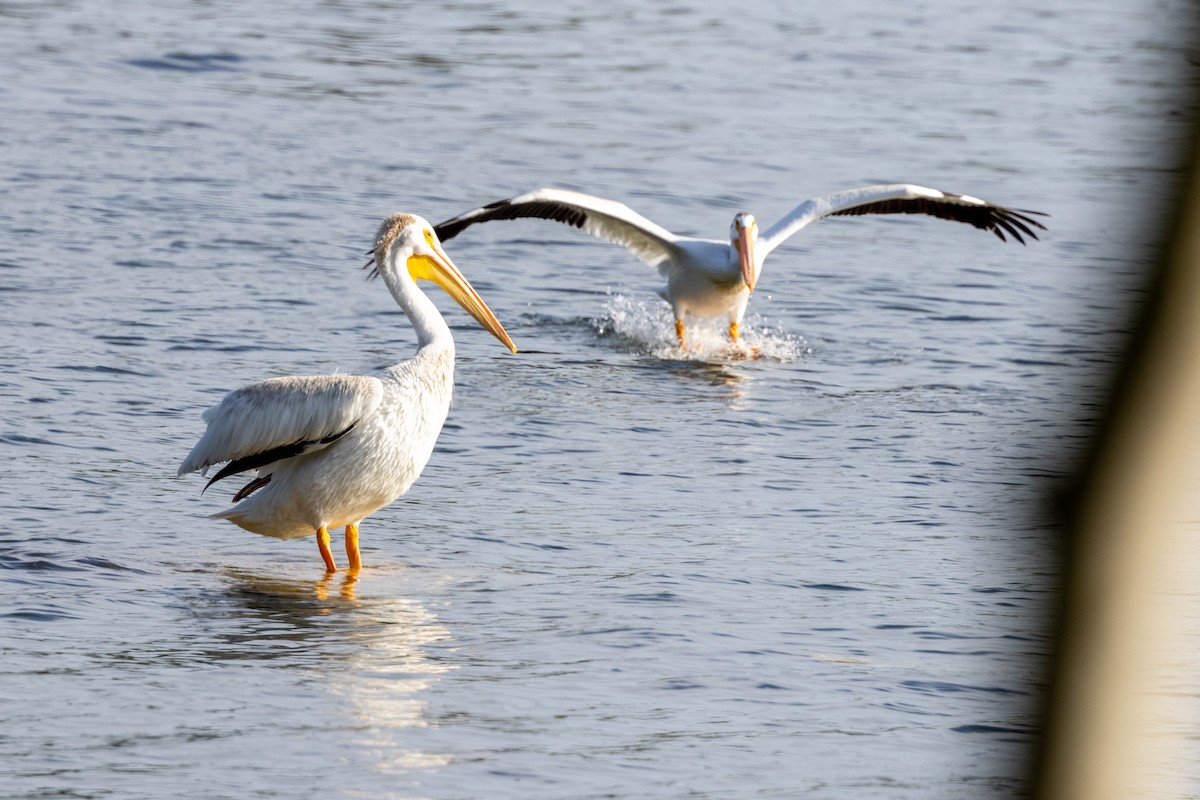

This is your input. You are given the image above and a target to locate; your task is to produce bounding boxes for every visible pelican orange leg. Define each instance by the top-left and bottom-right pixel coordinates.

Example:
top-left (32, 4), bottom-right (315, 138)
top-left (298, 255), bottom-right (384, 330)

top-left (316, 526), bottom-right (337, 572)
top-left (675, 319), bottom-right (687, 349)
top-left (345, 523), bottom-right (362, 572)
top-left (729, 321), bottom-right (740, 342)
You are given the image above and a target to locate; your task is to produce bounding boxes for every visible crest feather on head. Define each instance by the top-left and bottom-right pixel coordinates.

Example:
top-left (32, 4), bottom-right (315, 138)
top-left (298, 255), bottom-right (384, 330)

top-left (363, 212), bottom-right (418, 279)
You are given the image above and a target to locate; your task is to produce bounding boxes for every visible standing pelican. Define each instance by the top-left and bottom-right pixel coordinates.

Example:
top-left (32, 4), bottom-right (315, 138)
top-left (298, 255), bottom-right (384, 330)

top-left (179, 213), bottom-right (517, 572)
top-left (434, 185), bottom-right (1047, 348)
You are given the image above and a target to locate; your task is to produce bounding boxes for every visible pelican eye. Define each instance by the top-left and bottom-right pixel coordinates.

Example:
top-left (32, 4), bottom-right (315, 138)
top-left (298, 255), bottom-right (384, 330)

top-left (424, 229), bottom-right (435, 244)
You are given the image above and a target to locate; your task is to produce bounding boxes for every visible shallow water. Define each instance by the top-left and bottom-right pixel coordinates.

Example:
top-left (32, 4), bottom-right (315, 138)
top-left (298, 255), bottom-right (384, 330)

top-left (1, 1), bottom-right (1196, 798)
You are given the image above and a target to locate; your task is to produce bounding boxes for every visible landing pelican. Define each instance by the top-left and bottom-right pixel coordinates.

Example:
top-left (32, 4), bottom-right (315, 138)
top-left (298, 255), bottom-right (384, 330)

top-left (434, 185), bottom-right (1047, 348)
top-left (179, 213), bottom-right (517, 572)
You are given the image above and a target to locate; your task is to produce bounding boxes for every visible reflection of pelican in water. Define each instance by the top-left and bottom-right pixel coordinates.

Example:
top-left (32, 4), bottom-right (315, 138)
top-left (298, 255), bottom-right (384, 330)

top-left (315, 570), bottom-right (359, 601)
top-left (223, 567), bottom-right (363, 610)
top-left (656, 360), bottom-right (751, 409)
top-left (663, 360), bottom-right (747, 388)
top-left (219, 568), bottom-right (456, 770)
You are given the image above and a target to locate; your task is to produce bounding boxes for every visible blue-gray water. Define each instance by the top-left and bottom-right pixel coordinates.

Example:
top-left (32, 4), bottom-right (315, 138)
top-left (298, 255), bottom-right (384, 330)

top-left (1, 1), bottom-right (1195, 798)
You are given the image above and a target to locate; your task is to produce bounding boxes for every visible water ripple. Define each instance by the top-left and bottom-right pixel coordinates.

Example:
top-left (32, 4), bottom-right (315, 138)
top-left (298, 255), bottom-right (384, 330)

top-left (123, 52), bottom-right (248, 73)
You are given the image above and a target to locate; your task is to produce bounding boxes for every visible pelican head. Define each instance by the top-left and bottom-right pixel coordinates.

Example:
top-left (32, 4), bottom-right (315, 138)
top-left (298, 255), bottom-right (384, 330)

top-left (731, 212), bottom-right (759, 292)
top-left (369, 213), bottom-right (517, 353)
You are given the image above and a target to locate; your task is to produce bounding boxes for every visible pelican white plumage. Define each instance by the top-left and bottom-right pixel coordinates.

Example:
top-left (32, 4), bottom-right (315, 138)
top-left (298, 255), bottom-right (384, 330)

top-left (434, 185), bottom-right (1047, 348)
top-left (179, 213), bottom-right (517, 572)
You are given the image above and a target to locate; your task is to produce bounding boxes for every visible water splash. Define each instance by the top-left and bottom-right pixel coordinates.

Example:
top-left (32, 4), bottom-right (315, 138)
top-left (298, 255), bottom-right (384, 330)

top-left (593, 294), bottom-right (808, 363)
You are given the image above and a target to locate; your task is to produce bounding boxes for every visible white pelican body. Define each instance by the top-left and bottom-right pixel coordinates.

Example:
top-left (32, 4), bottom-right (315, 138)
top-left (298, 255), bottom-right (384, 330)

top-left (179, 213), bottom-right (517, 571)
top-left (199, 362), bottom-right (447, 541)
top-left (434, 185), bottom-right (1046, 347)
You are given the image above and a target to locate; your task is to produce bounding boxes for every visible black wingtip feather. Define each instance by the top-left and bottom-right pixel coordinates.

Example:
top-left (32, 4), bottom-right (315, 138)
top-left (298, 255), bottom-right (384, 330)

top-left (232, 475), bottom-right (272, 502)
top-left (828, 195), bottom-right (1048, 245)
top-left (202, 423), bottom-right (359, 494)
top-left (434, 196), bottom-right (591, 243)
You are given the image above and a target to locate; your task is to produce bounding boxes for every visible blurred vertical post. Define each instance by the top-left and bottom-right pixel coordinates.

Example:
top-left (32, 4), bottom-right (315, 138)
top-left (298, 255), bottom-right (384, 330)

top-left (1032, 125), bottom-right (1200, 797)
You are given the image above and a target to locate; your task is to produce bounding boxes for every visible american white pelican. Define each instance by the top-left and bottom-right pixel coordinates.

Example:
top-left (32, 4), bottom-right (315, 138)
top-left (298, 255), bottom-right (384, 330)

top-left (179, 213), bottom-right (517, 572)
top-left (434, 185), bottom-right (1046, 348)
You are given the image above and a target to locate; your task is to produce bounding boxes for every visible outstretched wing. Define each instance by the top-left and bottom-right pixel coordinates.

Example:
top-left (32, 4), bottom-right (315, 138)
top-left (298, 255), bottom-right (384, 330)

top-left (434, 188), bottom-right (684, 268)
top-left (758, 184), bottom-right (1047, 257)
top-left (178, 374), bottom-right (384, 489)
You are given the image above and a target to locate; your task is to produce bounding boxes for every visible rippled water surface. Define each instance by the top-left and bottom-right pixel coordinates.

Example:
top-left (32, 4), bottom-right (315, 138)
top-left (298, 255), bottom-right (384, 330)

top-left (2, 1), bottom-right (1197, 798)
